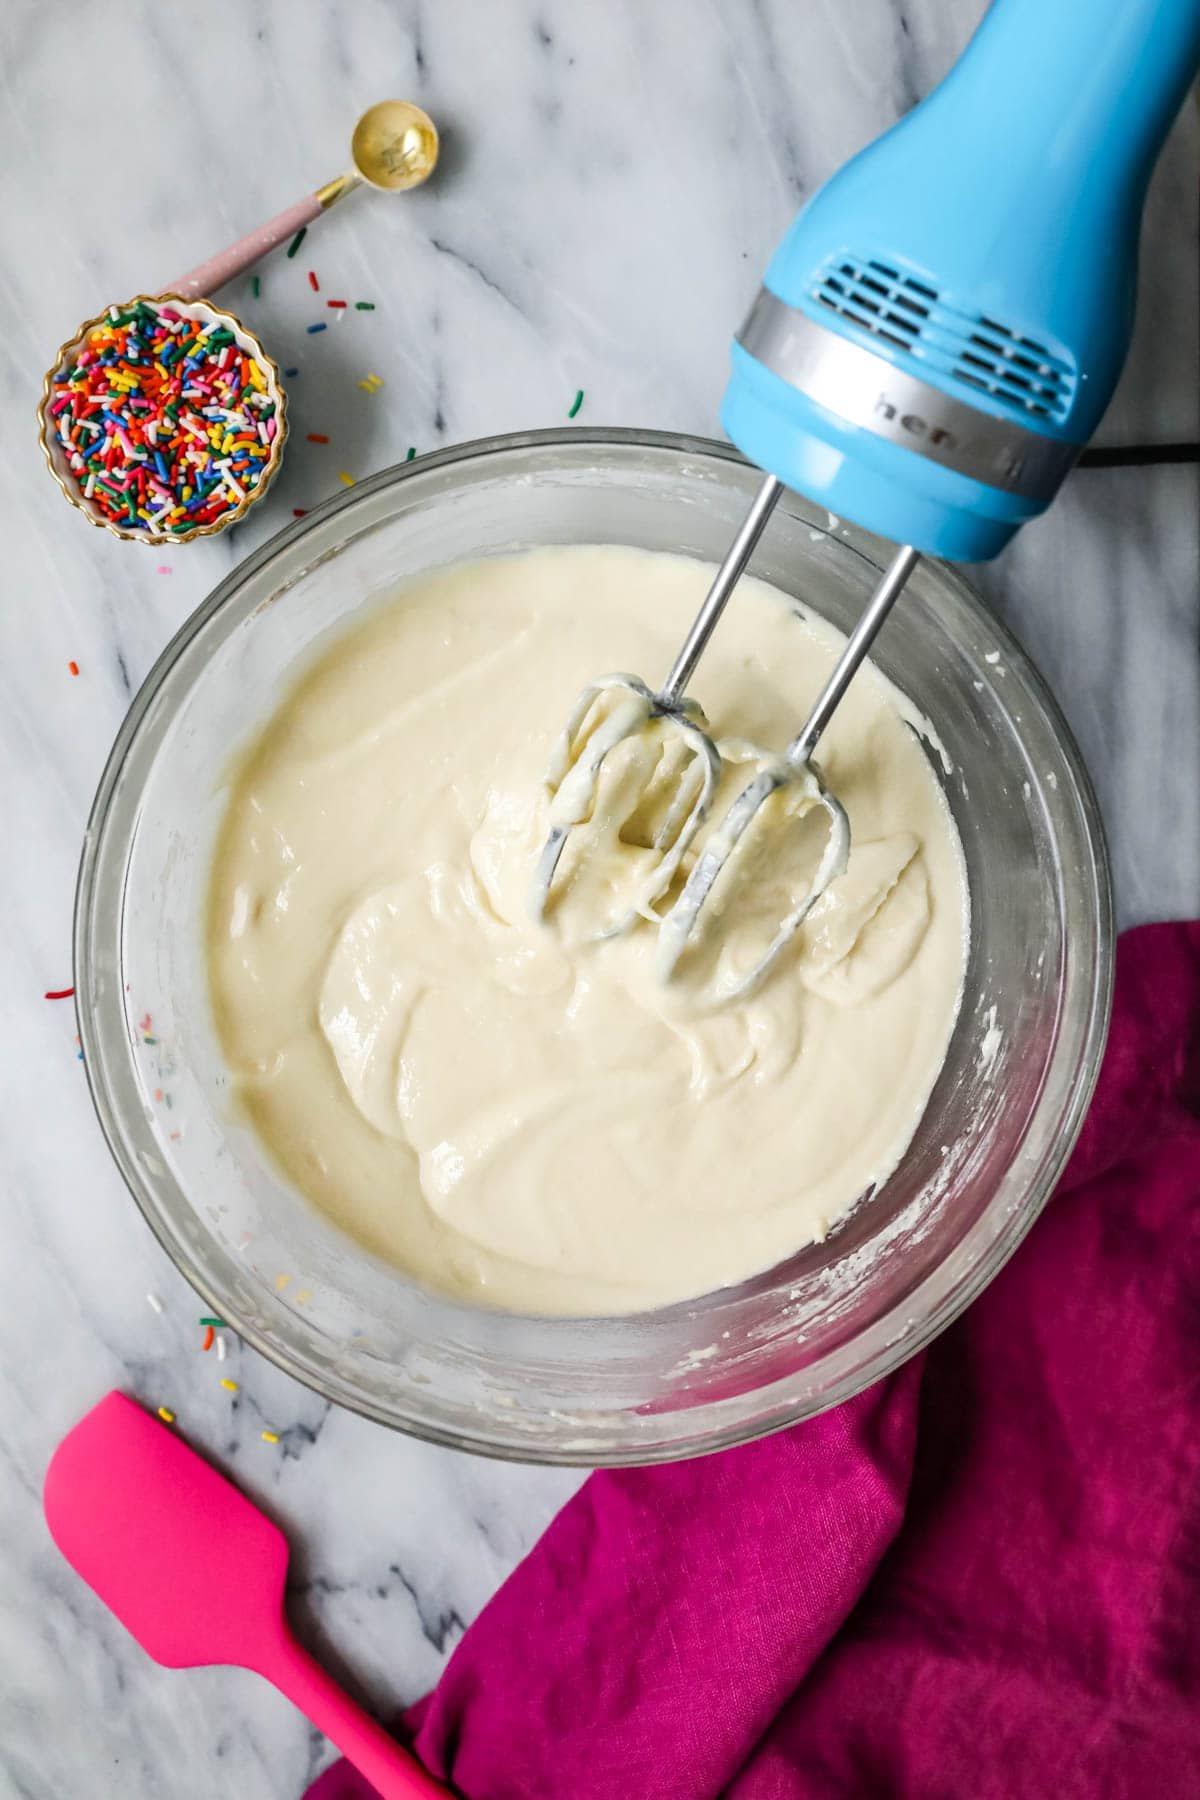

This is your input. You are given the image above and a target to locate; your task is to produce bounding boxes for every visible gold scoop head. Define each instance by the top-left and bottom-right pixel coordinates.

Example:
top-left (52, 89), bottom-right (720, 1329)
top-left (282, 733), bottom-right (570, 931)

top-left (350, 100), bottom-right (440, 191)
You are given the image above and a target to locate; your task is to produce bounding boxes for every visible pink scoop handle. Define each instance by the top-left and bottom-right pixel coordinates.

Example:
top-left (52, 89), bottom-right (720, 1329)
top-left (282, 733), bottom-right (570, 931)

top-left (258, 1628), bottom-right (447, 1799)
top-left (167, 192), bottom-right (324, 300)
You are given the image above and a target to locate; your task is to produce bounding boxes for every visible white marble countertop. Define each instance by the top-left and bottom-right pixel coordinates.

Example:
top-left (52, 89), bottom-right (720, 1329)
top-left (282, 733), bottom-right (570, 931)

top-left (2, 2), bottom-right (1197, 1795)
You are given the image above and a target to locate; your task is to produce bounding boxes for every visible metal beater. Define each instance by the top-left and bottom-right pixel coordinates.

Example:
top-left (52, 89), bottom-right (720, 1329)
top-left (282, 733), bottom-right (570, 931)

top-left (531, 481), bottom-right (919, 993)
top-left (531, 475), bottom-right (781, 935)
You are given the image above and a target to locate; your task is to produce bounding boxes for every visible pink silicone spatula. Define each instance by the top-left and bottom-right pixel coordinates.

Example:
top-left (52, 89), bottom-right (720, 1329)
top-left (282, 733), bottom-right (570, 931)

top-left (43, 1392), bottom-right (448, 1799)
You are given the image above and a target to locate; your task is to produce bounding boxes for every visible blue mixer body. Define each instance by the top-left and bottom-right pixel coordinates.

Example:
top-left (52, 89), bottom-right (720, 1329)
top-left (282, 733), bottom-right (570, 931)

top-left (723, 0), bottom-right (1200, 560)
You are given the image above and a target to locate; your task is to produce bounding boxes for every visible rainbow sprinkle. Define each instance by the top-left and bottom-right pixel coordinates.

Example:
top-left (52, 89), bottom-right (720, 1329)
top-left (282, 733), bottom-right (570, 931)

top-left (286, 227), bottom-right (307, 258)
top-left (48, 303), bottom-right (279, 536)
top-left (157, 1407), bottom-right (175, 1424)
top-left (568, 389), bottom-right (584, 419)
top-left (262, 1431), bottom-right (280, 1445)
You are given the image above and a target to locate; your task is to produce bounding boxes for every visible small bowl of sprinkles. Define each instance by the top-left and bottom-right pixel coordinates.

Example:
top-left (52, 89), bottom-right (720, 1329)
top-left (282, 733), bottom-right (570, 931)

top-left (38, 295), bottom-right (288, 544)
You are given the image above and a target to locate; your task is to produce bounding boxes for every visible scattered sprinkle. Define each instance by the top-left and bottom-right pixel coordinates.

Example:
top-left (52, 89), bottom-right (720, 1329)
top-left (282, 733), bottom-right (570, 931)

top-left (568, 389), bottom-right (584, 419)
top-left (220, 1378), bottom-right (238, 1392)
top-left (307, 323), bottom-right (328, 335)
top-left (308, 270), bottom-right (320, 293)
top-left (199, 1315), bottom-right (225, 1326)
top-left (292, 508), bottom-right (308, 517)
top-left (405, 446), bottom-right (416, 461)
top-left (157, 565), bottom-right (173, 575)
top-left (44, 986), bottom-right (74, 1001)
top-left (216, 1335), bottom-right (228, 1363)
top-left (275, 1274), bottom-right (291, 1290)
top-left (68, 660), bottom-right (79, 676)
top-left (286, 227), bottom-right (307, 259)
top-left (251, 275), bottom-right (261, 299)
top-left (202, 1324), bottom-right (215, 1352)
top-left (47, 300), bottom-right (279, 537)
top-left (157, 1407), bottom-right (175, 1424)
top-left (283, 367), bottom-right (299, 377)
top-left (327, 299), bottom-right (348, 309)
top-left (154, 1088), bottom-right (163, 1103)
top-left (146, 1292), bottom-right (164, 1315)
top-left (358, 373), bottom-right (383, 394)
top-left (338, 470), bottom-right (355, 486)
top-left (307, 433), bottom-right (329, 444)
top-left (355, 301), bottom-right (376, 311)
top-left (261, 1430), bottom-right (280, 1445)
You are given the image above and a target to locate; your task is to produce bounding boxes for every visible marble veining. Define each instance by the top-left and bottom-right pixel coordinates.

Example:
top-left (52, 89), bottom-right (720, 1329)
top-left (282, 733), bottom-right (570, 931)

top-left (1, 1), bottom-right (1196, 1794)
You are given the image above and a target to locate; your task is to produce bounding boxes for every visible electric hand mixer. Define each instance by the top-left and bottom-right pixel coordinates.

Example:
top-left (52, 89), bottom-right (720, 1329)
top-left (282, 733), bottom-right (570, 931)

top-left (534, 0), bottom-right (1200, 996)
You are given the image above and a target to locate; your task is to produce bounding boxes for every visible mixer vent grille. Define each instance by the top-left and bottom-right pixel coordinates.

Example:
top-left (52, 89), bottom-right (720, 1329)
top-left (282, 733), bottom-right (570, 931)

top-left (812, 257), bottom-right (1076, 426)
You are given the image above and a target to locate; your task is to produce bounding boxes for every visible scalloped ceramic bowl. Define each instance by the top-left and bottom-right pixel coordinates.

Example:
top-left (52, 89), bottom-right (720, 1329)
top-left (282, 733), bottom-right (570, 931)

top-left (38, 295), bottom-right (288, 545)
top-left (74, 430), bottom-right (1113, 1464)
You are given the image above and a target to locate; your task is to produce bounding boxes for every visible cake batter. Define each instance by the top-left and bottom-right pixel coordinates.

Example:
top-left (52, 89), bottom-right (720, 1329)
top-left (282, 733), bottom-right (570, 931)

top-left (207, 545), bottom-right (967, 1315)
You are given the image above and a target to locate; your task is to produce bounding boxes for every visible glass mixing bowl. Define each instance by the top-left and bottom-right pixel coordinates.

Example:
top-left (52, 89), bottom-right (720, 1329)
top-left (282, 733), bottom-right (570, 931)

top-left (75, 430), bottom-right (1113, 1465)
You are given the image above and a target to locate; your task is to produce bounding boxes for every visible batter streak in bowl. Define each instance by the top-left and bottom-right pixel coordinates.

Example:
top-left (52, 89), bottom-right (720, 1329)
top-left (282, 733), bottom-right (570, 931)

top-left (207, 544), bottom-right (968, 1315)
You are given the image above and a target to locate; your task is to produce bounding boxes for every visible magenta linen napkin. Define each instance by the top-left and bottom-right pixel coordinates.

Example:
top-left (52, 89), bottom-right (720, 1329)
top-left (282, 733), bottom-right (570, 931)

top-left (309, 922), bottom-right (1200, 1799)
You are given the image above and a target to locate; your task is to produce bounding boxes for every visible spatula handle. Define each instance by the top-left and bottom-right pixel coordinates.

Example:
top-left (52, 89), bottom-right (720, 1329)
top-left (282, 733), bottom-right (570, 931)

top-left (263, 1628), bottom-right (449, 1798)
